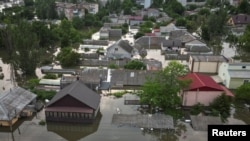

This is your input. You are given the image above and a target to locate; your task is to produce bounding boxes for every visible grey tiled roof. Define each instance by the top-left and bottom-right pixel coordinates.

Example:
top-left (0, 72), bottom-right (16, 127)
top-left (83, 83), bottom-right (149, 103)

top-left (47, 80), bottom-right (101, 110)
top-left (118, 40), bottom-right (134, 53)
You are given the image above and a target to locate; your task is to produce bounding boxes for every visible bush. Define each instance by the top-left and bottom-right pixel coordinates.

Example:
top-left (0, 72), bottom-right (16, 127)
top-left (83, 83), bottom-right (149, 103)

top-left (209, 93), bottom-right (231, 121)
top-left (190, 103), bottom-right (205, 115)
top-left (39, 120), bottom-right (46, 126)
top-left (43, 73), bottom-right (57, 79)
top-left (124, 60), bottom-right (146, 70)
top-left (112, 91), bottom-right (128, 98)
top-left (26, 78), bottom-right (40, 90)
top-left (108, 63), bottom-right (119, 69)
top-left (31, 89), bottom-right (56, 101)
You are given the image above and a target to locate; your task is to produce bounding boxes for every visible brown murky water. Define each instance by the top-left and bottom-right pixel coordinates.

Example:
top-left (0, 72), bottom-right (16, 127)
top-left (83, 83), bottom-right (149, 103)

top-left (0, 94), bottom-right (178, 141)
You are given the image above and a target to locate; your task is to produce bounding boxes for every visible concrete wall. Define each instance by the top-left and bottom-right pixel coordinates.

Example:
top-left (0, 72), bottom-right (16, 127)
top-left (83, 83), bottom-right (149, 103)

top-left (182, 91), bottom-right (223, 106)
top-left (218, 62), bottom-right (231, 88)
top-left (190, 60), bottom-right (222, 73)
top-left (229, 78), bottom-right (250, 89)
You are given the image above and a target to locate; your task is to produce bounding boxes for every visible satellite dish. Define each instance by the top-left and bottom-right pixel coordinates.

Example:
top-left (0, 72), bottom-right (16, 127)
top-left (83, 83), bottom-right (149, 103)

top-left (45, 99), bottom-right (50, 103)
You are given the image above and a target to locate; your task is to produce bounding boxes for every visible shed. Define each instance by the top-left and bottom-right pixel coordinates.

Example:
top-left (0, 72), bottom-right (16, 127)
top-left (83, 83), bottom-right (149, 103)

top-left (0, 87), bottom-right (37, 126)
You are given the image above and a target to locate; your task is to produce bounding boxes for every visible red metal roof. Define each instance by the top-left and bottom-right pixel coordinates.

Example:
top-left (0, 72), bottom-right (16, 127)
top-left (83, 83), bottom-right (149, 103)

top-left (182, 73), bottom-right (223, 91)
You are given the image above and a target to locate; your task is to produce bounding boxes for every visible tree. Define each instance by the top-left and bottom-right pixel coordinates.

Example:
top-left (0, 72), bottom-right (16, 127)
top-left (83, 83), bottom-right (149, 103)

top-left (209, 93), bottom-right (231, 122)
top-left (1, 21), bottom-right (40, 77)
top-left (175, 18), bottom-right (187, 27)
top-left (238, 25), bottom-right (250, 60)
top-left (235, 83), bottom-right (250, 104)
top-left (56, 47), bottom-right (81, 67)
top-left (124, 60), bottom-right (146, 70)
top-left (237, 0), bottom-right (250, 14)
top-left (138, 61), bottom-right (190, 118)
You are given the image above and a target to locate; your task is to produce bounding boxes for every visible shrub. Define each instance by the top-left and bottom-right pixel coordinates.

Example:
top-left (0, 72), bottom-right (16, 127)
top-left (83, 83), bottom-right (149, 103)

top-left (190, 103), bottom-right (205, 115)
top-left (43, 73), bottom-right (57, 79)
top-left (39, 120), bottom-right (46, 126)
top-left (108, 63), bottom-right (118, 69)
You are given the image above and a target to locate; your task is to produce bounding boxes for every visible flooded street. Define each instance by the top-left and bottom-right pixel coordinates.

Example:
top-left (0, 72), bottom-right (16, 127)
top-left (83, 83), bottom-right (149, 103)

top-left (0, 94), bottom-right (179, 141)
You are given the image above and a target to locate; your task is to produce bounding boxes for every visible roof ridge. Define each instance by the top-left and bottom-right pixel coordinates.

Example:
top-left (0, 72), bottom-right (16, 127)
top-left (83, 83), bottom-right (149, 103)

top-left (194, 73), bottom-right (205, 87)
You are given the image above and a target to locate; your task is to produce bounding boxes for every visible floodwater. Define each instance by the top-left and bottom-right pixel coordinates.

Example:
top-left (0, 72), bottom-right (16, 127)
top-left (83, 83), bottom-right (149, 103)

top-left (0, 58), bottom-right (14, 93)
top-left (0, 94), bottom-right (179, 141)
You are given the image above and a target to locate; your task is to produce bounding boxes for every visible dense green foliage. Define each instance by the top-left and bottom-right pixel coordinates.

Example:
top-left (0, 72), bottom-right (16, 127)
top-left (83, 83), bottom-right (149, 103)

top-left (138, 61), bottom-right (190, 119)
top-left (56, 47), bottom-right (81, 67)
top-left (124, 60), bottom-right (146, 70)
top-left (235, 83), bottom-right (250, 104)
top-left (31, 89), bottom-right (57, 101)
top-left (209, 93), bottom-right (231, 121)
top-left (43, 74), bottom-right (57, 79)
top-left (1, 21), bottom-right (40, 76)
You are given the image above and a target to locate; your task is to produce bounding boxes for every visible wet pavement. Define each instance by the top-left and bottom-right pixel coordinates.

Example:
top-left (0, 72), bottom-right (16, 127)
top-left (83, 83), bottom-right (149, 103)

top-left (0, 94), bottom-right (179, 141)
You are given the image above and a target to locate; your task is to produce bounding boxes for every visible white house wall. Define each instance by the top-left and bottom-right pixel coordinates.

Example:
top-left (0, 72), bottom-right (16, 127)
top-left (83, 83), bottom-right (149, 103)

top-left (218, 62), bottom-right (231, 88)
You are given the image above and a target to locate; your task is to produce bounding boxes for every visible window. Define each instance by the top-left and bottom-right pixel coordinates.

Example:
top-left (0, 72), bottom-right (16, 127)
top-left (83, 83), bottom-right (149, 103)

top-left (244, 80), bottom-right (249, 84)
top-left (242, 66), bottom-right (246, 69)
top-left (115, 48), bottom-right (118, 51)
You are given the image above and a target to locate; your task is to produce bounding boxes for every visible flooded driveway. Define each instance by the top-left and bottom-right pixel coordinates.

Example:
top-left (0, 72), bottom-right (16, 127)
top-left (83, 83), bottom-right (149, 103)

top-left (0, 94), bottom-right (178, 141)
top-left (0, 58), bottom-right (14, 93)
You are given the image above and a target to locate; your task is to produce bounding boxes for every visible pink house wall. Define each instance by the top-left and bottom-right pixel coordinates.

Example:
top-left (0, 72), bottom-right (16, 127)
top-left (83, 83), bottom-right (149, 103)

top-left (182, 91), bottom-right (223, 106)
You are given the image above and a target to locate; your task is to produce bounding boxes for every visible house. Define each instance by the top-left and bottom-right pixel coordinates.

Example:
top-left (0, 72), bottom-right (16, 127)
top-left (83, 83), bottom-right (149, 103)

top-left (142, 8), bottom-right (160, 18)
top-left (181, 39), bottom-right (212, 55)
top-left (110, 70), bottom-right (156, 88)
top-left (161, 39), bottom-right (182, 55)
top-left (55, 2), bottom-right (85, 20)
top-left (99, 27), bottom-right (109, 40)
top-left (156, 15), bottom-right (173, 23)
top-left (181, 73), bottom-right (234, 107)
top-left (134, 36), bottom-right (167, 49)
top-left (227, 14), bottom-right (250, 27)
top-left (80, 1), bottom-right (99, 14)
top-left (129, 16), bottom-right (143, 26)
top-left (188, 55), bottom-right (229, 74)
top-left (109, 29), bottom-right (122, 41)
top-left (218, 62), bottom-right (250, 89)
top-left (60, 68), bottom-right (109, 91)
top-left (45, 80), bottom-right (101, 123)
top-left (106, 39), bottom-right (135, 59)
top-left (144, 59), bottom-right (162, 70)
top-left (160, 23), bottom-right (180, 36)
top-left (0, 87), bottom-right (37, 126)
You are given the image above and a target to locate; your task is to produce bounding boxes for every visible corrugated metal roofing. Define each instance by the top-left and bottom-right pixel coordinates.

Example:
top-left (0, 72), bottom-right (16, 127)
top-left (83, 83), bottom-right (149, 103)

top-left (0, 87), bottom-right (37, 121)
top-left (182, 73), bottom-right (223, 91)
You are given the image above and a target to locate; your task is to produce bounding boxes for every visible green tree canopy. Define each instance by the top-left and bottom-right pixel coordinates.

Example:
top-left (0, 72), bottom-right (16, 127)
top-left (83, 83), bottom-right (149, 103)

top-left (56, 47), bottom-right (81, 67)
top-left (1, 21), bottom-right (40, 76)
top-left (235, 83), bottom-right (250, 104)
top-left (209, 93), bottom-right (231, 121)
top-left (124, 60), bottom-right (146, 70)
top-left (138, 61), bottom-right (190, 118)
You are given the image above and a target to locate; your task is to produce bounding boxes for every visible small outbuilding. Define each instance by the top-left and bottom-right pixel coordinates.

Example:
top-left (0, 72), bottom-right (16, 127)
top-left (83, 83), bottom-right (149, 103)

top-left (0, 87), bottom-right (37, 126)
